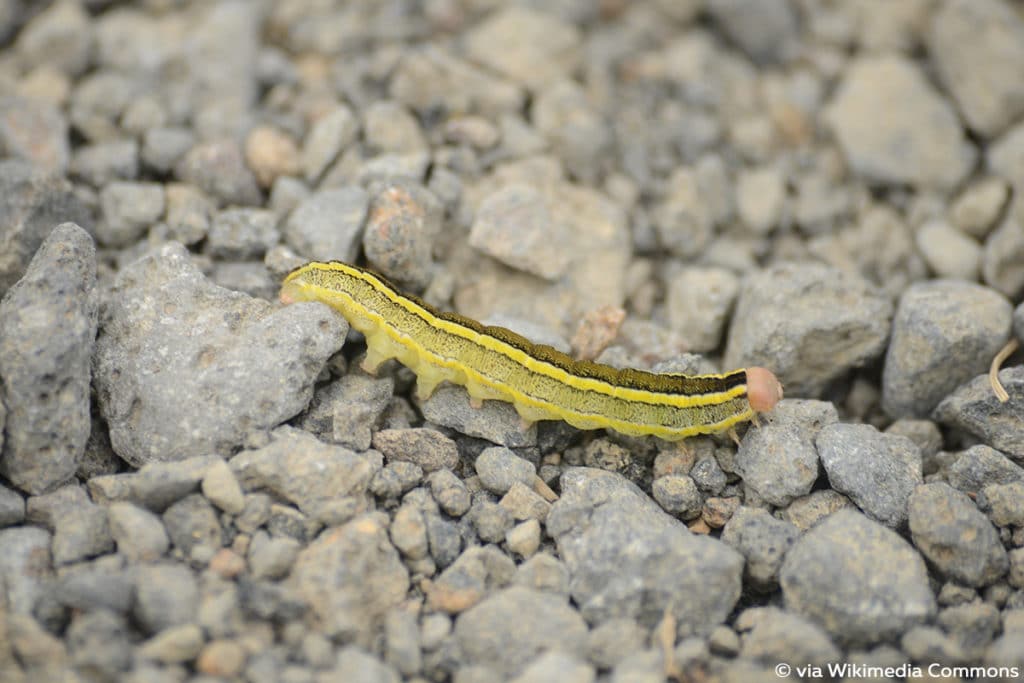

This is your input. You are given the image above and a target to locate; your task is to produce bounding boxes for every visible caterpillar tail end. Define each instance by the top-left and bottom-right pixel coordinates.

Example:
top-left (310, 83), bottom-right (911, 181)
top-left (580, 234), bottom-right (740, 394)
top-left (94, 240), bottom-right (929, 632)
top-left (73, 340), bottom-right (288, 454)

top-left (746, 367), bottom-right (783, 413)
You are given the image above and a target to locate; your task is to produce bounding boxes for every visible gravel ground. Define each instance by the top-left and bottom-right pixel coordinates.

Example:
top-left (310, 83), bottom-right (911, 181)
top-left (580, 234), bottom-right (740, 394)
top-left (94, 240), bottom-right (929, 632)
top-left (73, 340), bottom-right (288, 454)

top-left (2, 1), bottom-right (1024, 681)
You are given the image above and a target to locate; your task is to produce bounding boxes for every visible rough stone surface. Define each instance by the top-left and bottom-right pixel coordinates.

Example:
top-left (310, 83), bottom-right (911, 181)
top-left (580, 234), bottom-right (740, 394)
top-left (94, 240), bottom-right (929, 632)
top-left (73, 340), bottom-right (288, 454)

top-left (780, 510), bottom-right (935, 647)
top-left (0, 223), bottom-right (97, 494)
top-left (825, 55), bottom-right (976, 189)
top-left (934, 368), bottom-right (1024, 461)
top-left (721, 507), bottom-right (799, 591)
top-left (882, 280), bottom-right (1012, 419)
top-left (289, 513), bottom-right (409, 646)
top-left (453, 586), bottom-right (588, 678)
top-left (735, 400), bottom-right (837, 507)
top-left (231, 426), bottom-right (379, 525)
top-left (816, 423), bottom-right (923, 528)
top-left (93, 243), bottom-right (345, 466)
top-left (725, 263), bottom-right (892, 397)
top-left (928, 0), bottom-right (1024, 138)
top-left (909, 482), bottom-right (1008, 587)
top-left (548, 468), bottom-right (743, 635)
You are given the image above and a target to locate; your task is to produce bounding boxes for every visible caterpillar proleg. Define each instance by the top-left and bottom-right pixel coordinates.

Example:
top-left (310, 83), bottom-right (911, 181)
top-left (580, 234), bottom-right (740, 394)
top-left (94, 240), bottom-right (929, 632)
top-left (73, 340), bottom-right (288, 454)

top-left (281, 261), bottom-right (783, 440)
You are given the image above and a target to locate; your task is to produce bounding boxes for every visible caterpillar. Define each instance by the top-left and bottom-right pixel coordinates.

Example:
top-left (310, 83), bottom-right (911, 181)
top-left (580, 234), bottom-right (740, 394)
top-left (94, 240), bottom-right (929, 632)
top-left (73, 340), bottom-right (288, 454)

top-left (280, 261), bottom-right (783, 441)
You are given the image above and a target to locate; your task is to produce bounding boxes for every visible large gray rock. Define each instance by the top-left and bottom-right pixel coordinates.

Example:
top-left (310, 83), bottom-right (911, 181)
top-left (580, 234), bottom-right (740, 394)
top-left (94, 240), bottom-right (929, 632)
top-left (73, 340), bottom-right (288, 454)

top-left (93, 242), bottom-right (345, 466)
top-left (0, 160), bottom-right (91, 296)
top-left (928, 0), bottom-right (1024, 138)
top-left (780, 510), bottom-right (935, 647)
top-left (908, 482), bottom-right (1008, 587)
top-left (817, 423), bottom-right (922, 528)
top-left (724, 263), bottom-right (892, 397)
top-left (934, 368), bottom-right (1024, 461)
top-left (825, 55), bottom-right (976, 189)
top-left (454, 586), bottom-right (588, 678)
top-left (289, 513), bottom-right (409, 646)
top-left (0, 223), bottom-right (97, 494)
top-left (882, 280), bottom-right (1011, 419)
top-left (548, 468), bottom-right (742, 635)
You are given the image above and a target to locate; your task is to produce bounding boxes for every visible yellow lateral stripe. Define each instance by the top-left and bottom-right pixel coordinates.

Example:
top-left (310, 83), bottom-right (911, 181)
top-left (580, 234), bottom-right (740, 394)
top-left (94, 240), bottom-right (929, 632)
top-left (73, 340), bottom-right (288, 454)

top-left (332, 263), bottom-right (747, 409)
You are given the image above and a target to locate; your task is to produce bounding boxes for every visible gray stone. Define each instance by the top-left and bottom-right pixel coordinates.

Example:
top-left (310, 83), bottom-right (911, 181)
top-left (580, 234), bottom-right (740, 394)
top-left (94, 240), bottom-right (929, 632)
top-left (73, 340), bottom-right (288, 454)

top-left (650, 475), bottom-right (702, 519)
top-left (735, 400), bottom-right (836, 506)
top-left (950, 177), bottom-right (1010, 239)
top-left (427, 545), bottom-right (515, 614)
top-left (107, 501), bottom-right (169, 561)
top-left (300, 373), bottom-right (394, 452)
top-left (133, 563), bottom-right (199, 634)
top-left (500, 482), bottom-right (551, 522)
top-left (454, 586), bottom-right (588, 677)
top-left (384, 608), bottom-right (421, 676)
top-left (332, 645), bottom-right (401, 683)
top-left (0, 483), bottom-right (24, 527)
top-left (66, 610), bottom-right (132, 681)
top-left (817, 423), bottom-right (923, 528)
top-left (513, 552), bottom-right (569, 596)
top-left (470, 183), bottom-right (571, 281)
top-left (532, 80), bottom-right (610, 184)
top-left (302, 104), bottom-right (358, 183)
top-left (883, 280), bottom-right (1011, 419)
top-left (0, 526), bottom-right (52, 615)
top-left (934, 368), bottom-right (1024, 460)
top-left (162, 493), bottom-right (222, 557)
top-left (0, 223), bottom-right (97, 494)
top-left (653, 166), bottom-right (713, 259)
top-left (468, 500), bottom-right (514, 544)
top-left (283, 186), bottom-right (368, 263)
top-left (420, 384), bottom-right (537, 448)
top-left (983, 205), bottom-right (1024, 299)
top-left (14, 0), bottom-right (92, 76)
top-left (549, 468), bottom-right (742, 634)
top-left (26, 485), bottom-right (113, 566)
top-left (363, 181), bottom-right (443, 290)
top-left (71, 139), bottom-right (139, 187)
top-left (978, 481), bottom-right (1024, 527)
top-left (207, 208), bottom-right (279, 260)
top-left (475, 447), bottom-right (536, 495)
top-left (909, 482), bottom-right (1008, 587)
top-left (429, 469), bottom-right (471, 517)
top-left (97, 181), bottom-right (164, 247)
top-left (736, 607), bottom-right (841, 669)
top-left (779, 489), bottom-right (855, 531)
top-left (586, 618), bottom-right (646, 670)
top-left (389, 46), bottom-right (524, 118)
top-left (736, 165), bottom-right (786, 235)
top-left (138, 623), bottom-right (203, 664)
top-left (0, 95), bottom-right (69, 173)
top-left (938, 600), bottom-right (1001, 660)
top-left (372, 428), bottom-right (459, 474)
top-left (231, 426), bottom-right (379, 525)
top-left (824, 55), bottom-right (976, 189)
top-left (427, 513), bottom-right (463, 569)
top-left (88, 455), bottom-right (219, 511)
top-left (369, 461), bottom-right (423, 500)
top-left (93, 243), bottom-right (344, 466)
top-left (174, 139), bottom-right (262, 206)
top-left (725, 263), bottom-right (892, 397)
top-left (928, 0), bottom-right (1024, 138)
top-left (509, 650), bottom-right (595, 683)
top-left (201, 458), bottom-right (245, 514)
top-left (56, 560), bottom-right (134, 613)
top-left (947, 445), bottom-right (1024, 493)
top-left (248, 530), bottom-right (301, 580)
top-left (163, 183), bottom-right (213, 246)
top-left (707, 0), bottom-right (799, 63)
top-left (666, 267), bottom-right (739, 352)
top-left (780, 510), bottom-right (935, 646)
top-left (142, 127), bottom-right (194, 174)
top-left (289, 513), bottom-right (409, 646)
top-left (915, 220), bottom-right (982, 281)
top-left (364, 101), bottom-right (427, 154)
top-left (463, 7), bottom-right (580, 88)
top-left (721, 507), bottom-right (799, 590)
